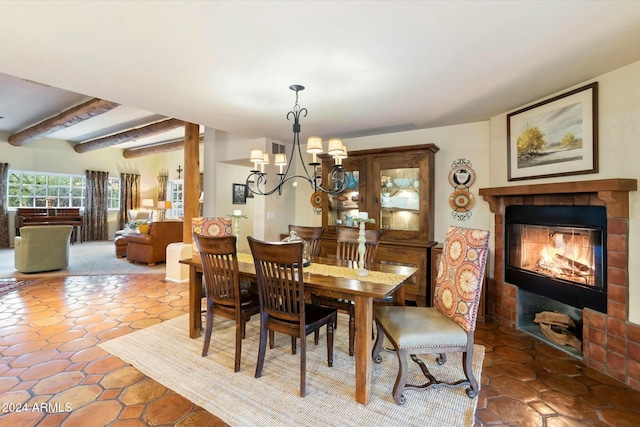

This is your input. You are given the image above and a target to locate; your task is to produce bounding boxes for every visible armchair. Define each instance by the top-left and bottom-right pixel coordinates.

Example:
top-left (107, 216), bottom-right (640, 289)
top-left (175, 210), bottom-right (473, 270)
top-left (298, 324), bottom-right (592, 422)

top-left (125, 221), bottom-right (183, 266)
top-left (14, 225), bottom-right (73, 273)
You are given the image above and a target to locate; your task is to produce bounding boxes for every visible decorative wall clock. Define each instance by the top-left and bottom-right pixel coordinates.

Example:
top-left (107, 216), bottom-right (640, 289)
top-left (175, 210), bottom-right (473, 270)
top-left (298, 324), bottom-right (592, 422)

top-left (448, 159), bottom-right (476, 221)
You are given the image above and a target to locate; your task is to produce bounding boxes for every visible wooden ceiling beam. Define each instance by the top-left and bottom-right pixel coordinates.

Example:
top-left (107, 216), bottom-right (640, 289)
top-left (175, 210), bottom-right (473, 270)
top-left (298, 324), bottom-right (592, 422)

top-left (74, 118), bottom-right (185, 153)
top-left (122, 135), bottom-right (204, 159)
top-left (8, 98), bottom-right (120, 146)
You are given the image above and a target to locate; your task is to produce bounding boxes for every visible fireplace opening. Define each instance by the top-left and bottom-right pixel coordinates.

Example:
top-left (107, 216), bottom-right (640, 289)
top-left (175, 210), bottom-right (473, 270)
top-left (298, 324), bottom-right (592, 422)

top-left (505, 205), bottom-right (607, 313)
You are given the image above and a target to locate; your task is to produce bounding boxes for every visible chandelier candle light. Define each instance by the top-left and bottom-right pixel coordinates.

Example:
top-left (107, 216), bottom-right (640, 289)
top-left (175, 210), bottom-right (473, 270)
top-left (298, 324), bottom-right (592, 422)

top-left (246, 85), bottom-right (349, 196)
top-left (227, 210), bottom-right (247, 241)
top-left (352, 212), bottom-right (376, 277)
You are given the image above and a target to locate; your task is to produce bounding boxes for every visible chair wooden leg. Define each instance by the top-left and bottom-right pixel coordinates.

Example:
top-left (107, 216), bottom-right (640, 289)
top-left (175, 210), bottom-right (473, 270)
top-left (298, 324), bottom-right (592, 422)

top-left (327, 316), bottom-right (335, 367)
top-left (291, 337), bottom-right (297, 355)
top-left (269, 329), bottom-right (274, 349)
top-left (372, 320), bottom-right (385, 363)
top-left (234, 321), bottom-right (242, 372)
top-left (393, 348), bottom-right (409, 405)
top-left (255, 320), bottom-right (268, 379)
top-left (300, 335), bottom-right (306, 397)
top-left (201, 306), bottom-right (213, 357)
top-left (348, 312), bottom-right (355, 356)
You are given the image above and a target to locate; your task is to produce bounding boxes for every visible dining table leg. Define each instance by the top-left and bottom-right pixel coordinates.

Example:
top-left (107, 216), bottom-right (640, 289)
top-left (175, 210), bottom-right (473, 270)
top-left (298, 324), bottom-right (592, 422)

top-left (189, 266), bottom-right (202, 338)
top-left (354, 295), bottom-right (373, 405)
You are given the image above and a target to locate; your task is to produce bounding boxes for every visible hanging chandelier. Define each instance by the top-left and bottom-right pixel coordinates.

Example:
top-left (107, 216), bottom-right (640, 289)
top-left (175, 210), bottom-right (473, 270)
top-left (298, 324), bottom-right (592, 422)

top-left (246, 85), bottom-right (348, 196)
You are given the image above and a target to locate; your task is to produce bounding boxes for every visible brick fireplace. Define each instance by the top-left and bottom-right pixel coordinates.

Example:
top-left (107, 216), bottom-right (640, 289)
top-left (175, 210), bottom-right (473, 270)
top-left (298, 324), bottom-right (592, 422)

top-left (479, 178), bottom-right (640, 391)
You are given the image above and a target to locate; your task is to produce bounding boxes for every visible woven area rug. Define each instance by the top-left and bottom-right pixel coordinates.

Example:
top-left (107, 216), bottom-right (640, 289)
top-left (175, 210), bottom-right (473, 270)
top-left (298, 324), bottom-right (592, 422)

top-left (0, 278), bottom-right (38, 295)
top-left (0, 241), bottom-right (166, 279)
top-left (100, 314), bottom-right (484, 427)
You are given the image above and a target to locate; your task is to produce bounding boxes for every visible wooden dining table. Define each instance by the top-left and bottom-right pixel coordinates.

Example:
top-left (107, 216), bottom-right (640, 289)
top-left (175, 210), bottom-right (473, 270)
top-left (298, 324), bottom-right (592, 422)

top-left (180, 254), bottom-right (417, 405)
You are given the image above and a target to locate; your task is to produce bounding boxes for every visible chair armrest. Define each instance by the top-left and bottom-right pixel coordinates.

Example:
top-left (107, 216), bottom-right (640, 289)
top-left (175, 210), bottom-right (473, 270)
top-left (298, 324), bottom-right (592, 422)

top-left (125, 233), bottom-right (153, 245)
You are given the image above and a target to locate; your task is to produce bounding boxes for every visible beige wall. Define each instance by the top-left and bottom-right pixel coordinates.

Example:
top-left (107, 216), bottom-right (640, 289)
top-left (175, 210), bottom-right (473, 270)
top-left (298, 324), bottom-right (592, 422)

top-left (0, 135), bottom-right (163, 240)
top-left (488, 60), bottom-right (640, 324)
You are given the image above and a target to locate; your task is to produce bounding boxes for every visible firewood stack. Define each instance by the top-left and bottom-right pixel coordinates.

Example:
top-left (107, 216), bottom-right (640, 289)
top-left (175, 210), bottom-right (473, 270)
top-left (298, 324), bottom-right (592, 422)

top-left (534, 311), bottom-right (582, 351)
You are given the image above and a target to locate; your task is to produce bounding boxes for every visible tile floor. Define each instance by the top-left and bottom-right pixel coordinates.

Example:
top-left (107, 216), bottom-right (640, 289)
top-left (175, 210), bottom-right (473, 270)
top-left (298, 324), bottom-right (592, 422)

top-left (1, 274), bottom-right (639, 427)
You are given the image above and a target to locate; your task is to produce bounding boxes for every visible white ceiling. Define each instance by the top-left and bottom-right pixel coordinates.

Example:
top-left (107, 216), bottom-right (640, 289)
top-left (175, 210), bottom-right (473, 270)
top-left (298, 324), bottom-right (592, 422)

top-left (1, 1), bottom-right (640, 152)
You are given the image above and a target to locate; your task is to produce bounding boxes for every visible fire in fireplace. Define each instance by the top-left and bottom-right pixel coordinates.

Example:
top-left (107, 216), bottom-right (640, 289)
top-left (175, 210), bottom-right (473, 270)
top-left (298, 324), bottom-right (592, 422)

top-left (505, 205), bottom-right (607, 313)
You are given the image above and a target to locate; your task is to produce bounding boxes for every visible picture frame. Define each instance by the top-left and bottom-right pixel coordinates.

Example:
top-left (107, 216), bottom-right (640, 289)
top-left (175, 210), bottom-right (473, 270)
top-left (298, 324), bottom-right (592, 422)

top-left (245, 181), bottom-right (254, 198)
top-left (507, 82), bottom-right (598, 181)
top-left (232, 183), bottom-right (246, 204)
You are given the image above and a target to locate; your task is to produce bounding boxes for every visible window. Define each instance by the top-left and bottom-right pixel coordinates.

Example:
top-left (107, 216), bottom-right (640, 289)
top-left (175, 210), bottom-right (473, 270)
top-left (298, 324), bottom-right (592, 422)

top-left (7, 170), bottom-right (121, 210)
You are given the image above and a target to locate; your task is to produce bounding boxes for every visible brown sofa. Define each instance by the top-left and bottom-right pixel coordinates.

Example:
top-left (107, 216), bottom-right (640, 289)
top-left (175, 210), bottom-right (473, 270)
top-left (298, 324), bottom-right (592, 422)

top-left (125, 221), bottom-right (183, 266)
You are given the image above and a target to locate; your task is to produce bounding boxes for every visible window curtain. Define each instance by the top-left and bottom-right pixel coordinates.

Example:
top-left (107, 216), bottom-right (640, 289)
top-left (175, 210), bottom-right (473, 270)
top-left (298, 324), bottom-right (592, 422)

top-left (157, 174), bottom-right (168, 202)
top-left (0, 163), bottom-right (9, 247)
top-left (85, 170), bottom-right (109, 241)
top-left (119, 173), bottom-right (140, 229)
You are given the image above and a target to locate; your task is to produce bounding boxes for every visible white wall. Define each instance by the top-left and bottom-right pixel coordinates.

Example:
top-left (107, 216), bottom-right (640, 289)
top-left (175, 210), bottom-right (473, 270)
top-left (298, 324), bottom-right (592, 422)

top-left (488, 60), bottom-right (640, 324)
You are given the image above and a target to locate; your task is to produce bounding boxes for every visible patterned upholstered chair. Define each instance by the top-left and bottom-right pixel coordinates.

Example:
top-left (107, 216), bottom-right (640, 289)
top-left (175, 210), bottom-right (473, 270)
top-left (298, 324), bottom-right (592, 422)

top-left (191, 217), bottom-right (233, 260)
top-left (372, 226), bottom-right (490, 405)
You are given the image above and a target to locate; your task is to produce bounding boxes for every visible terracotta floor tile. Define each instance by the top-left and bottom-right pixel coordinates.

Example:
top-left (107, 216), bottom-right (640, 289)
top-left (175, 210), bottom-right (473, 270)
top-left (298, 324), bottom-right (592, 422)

top-left (599, 408), bottom-right (640, 426)
top-left (52, 383), bottom-right (103, 410)
top-left (47, 329), bottom-right (87, 343)
top-left (539, 390), bottom-right (600, 421)
top-left (71, 346), bottom-right (109, 363)
top-left (83, 355), bottom-right (126, 375)
top-left (19, 359), bottom-right (70, 381)
top-left (120, 404), bottom-right (145, 419)
top-left (119, 378), bottom-right (167, 405)
top-left (488, 376), bottom-right (540, 402)
top-left (486, 396), bottom-right (544, 427)
top-left (143, 393), bottom-right (193, 425)
top-left (537, 371), bottom-right (590, 396)
top-left (38, 412), bottom-right (71, 427)
top-left (2, 340), bottom-right (49, 356)
top-left (100, 366), bottom-right (146, 389)
top-left (61, 400), bottom-right (123, 427)
top-left (0, 409), bottom-right (45, 426)
top-left (32, 371), bottom-right (84, 394)
top-left (57, 337), bottom-right (99, 353)
top-left (492, 360), bottom-right (537, 381)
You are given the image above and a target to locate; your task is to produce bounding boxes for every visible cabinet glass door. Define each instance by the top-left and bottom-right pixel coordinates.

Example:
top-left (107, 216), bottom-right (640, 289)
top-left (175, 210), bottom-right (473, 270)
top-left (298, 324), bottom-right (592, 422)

top-left (168, 180), bottom-right (183, 218)
top-left (325, 158), bottom-right (365, 227)
top-left (380, 167), bottom-right (420, 231)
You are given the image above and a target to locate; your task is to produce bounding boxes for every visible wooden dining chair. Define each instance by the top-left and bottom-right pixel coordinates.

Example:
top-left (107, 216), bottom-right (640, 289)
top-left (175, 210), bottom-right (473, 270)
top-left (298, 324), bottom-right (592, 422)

top-left (288, 225), bottom-right (324, 257)
top-left (247, 236), bottom-right (337, 397)
top-left (314, 226), bottom-right (381, 356)
top-left (372, 226), bottom-right (490, 404)
top-left (194, 233), bottom-right (260, 372)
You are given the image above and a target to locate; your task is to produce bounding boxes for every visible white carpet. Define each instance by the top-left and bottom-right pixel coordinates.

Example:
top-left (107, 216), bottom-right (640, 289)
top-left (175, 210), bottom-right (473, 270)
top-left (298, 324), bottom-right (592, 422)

top-left (0, 240), bottom-right (166, 278)
top-left (100, 314), bottom-right (484, 427)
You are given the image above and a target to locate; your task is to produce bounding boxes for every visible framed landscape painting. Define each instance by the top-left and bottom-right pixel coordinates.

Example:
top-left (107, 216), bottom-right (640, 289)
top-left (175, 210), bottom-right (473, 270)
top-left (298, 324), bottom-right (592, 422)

top-left (507, 82), bottom-right (598, 181)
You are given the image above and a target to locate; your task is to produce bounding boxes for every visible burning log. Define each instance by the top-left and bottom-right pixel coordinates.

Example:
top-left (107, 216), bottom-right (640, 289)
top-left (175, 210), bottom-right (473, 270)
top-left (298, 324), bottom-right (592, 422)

top-left (534, 311), bottom-right (582, 351)
top-left (554, 254), bottom-right (593, 275)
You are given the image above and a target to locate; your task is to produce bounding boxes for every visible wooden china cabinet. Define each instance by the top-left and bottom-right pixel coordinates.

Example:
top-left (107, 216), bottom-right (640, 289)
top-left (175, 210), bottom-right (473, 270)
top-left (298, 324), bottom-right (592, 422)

top-left (319, 144), bottom-right (439, 306)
